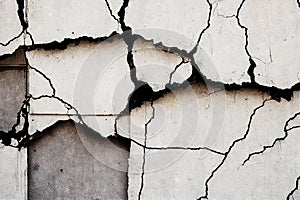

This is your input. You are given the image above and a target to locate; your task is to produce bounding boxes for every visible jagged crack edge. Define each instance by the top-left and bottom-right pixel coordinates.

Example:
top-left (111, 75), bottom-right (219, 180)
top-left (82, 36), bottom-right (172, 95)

top-left (117, 0), bottom-right (131, 31)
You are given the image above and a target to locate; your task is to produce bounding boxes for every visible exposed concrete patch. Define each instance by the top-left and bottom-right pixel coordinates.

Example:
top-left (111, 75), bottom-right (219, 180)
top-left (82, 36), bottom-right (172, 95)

top-left (28, 121), bottom-right (129, 199)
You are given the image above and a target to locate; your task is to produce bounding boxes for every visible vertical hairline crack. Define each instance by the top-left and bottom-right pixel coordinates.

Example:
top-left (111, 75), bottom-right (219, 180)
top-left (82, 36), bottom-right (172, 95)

top-left (137, 101), bottom-right (155, 200)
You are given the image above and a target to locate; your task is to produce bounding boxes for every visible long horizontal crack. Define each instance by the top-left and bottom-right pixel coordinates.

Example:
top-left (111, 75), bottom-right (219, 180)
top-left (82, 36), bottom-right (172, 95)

top-left (242, 111), bottom-right (300, 166)
top-left (197, 98), bottom-right (270, 200)
top-left (2, 30), bottom-right (300, 148)
top-left (128, 138), bottom-right (225, 156)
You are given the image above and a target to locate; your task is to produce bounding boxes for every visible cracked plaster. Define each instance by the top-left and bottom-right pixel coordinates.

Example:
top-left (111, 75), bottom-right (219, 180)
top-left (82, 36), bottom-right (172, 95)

top-left (0, 0), bottom-right (300, 199)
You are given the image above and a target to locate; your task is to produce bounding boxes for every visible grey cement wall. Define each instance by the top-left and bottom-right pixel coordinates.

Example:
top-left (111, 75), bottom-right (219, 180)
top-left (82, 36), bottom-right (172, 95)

top-left (0, 58), bottom-right (27, 199)
top-left (28, 121), bottom-right (129, 200)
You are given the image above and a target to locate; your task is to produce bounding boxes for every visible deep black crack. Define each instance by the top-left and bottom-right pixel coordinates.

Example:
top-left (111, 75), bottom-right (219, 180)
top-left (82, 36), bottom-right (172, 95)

top-left (242, 111), bottom-right (300, 165)
top-left (118, 0), bottom-right (131, 31)
top-left (117, 33), bottom-right (192, 116)
top-left (297, 0), bottom-right (300, 8)
top-left (287, 176), bottom-right (300, 200)
top-left (197, 99), bottom-right (270, 200)
top-left (2, 32), bottom-right (300, 148)
top-left (104, 0), bottom-right (120, 23)
top-left (16, 0), bottom-right (28, 30)
top-left (138, 101), bottom-right (155, 200)
top-left (0, 96), bottom-right (30, 148)
top-left (2, 29), bottom-right (300, 103)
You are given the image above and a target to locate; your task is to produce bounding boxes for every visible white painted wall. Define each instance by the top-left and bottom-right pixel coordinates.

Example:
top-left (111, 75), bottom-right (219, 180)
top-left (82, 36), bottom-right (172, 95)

top-left (0, 0), bottom-right (300, 199)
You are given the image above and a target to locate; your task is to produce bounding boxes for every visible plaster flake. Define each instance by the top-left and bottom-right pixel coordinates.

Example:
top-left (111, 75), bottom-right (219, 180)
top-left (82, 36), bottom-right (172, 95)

top-left (27, 38), bottom-right (134, 137)
top-left (133, 39), bottom-right (192, 91)
top-left (0, 0), bottom-right (23, 56)
top-left (125, 0), bottom-right (210, 51)
top-left (196, 1), bottom-right (250, 84)
top-left (240, 0), bottom-right (300, 89)
top-left (27, 0), bottom-right (120, 44)
top-left (27, 38), bottom-right (134, 115)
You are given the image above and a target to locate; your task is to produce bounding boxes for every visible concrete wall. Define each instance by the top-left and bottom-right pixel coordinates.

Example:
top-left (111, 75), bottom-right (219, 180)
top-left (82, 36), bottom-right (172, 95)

top-left (0, 52), bottom-right (27, 199)
top-left (28, 121), bottom-right (128, 199)
top-left (0, 0), bottom-right (300, 199)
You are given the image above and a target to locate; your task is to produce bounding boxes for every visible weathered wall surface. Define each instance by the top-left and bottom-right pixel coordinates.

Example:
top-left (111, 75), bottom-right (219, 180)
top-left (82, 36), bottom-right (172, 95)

top-left (0, 55), bottom-right (27, 199)
top-left (0, 0), bottom-right (300, 199)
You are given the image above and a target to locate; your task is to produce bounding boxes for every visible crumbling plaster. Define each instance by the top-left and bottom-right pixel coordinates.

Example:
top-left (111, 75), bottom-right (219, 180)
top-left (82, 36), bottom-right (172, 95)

top-left (0, 0), bottom-right (300, 199)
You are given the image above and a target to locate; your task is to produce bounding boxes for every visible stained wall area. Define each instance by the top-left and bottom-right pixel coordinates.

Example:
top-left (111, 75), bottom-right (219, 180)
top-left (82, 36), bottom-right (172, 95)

top-left (0, 0), bottom-right (300, 199)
